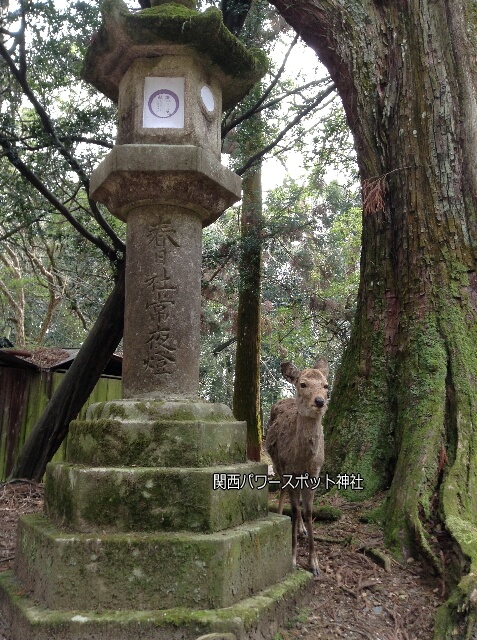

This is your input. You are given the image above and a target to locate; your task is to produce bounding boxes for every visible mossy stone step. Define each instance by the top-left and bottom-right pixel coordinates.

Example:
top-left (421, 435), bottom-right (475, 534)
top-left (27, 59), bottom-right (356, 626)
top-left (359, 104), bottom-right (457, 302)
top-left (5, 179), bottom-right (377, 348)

top-left (0, 568), bottom-right (312, 640)
top-left (15, 514), bottom-right (292, 611)
top-left (67, 400), bottom-right (247, 467)
top-left (44, 462), bottom-right (269, 533)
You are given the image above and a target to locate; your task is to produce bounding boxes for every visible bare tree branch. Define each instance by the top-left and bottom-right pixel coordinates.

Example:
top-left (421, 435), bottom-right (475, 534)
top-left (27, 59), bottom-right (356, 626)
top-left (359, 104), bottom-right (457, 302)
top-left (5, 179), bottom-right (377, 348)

top-left (0, 134), bottom-right (122, 261)
top-left (236, 83), bottom-right (337, 175)
top-left (222, 33), bottom-right (300, 137)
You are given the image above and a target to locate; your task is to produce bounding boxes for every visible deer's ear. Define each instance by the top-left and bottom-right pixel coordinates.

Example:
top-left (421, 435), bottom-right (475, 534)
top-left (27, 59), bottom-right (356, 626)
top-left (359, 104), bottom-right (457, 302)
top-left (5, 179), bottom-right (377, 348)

top-left (313, 358), bottom-right (329, 378)
top-left (281, 362), bottom-right (300, 384)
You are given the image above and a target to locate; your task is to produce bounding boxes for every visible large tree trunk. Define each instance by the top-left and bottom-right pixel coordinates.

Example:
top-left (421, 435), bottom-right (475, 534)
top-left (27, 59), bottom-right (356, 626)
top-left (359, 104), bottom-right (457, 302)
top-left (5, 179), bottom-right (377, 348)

top-left (268, 1), bottom-right (477, 636)
top-left (10, 260), bottom-right (125, 481)
top-left (233, 164), bottom-right (263, 461)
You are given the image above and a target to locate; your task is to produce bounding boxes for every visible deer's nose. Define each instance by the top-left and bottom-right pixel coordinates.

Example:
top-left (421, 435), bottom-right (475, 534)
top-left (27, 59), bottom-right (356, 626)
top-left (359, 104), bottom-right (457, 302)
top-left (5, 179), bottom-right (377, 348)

top-left (314, 397), bottom-right (325, 408)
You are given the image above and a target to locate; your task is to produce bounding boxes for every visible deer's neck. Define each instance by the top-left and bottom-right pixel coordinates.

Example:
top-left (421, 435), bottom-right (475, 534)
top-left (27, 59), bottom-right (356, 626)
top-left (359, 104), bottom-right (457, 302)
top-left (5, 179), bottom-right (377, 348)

top-left (296, 412), bottom-right (323, 437)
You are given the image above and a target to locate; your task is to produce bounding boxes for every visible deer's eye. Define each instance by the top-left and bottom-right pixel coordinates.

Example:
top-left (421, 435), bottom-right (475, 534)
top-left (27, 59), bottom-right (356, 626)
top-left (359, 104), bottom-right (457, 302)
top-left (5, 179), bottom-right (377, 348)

top-left (300, 382), bottom-right (307, 388)
top-left (324, 384), bottom-right (329, 389)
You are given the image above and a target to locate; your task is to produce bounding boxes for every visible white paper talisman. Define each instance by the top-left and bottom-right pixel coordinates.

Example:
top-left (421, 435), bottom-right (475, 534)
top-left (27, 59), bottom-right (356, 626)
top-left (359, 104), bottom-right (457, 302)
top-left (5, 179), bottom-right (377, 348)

top-left (143, 77), bottom-right (185, 129)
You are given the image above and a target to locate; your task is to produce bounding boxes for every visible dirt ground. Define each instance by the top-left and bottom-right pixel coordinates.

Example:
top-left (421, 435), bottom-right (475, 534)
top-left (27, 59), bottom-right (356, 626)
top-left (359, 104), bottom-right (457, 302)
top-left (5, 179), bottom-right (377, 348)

top-left (0, 481), bottom-right (443, 640)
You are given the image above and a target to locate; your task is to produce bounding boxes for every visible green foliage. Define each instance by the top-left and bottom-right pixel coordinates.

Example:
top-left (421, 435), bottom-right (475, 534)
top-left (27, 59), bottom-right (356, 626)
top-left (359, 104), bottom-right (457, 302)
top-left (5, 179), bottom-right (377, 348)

top-left (308, 103), bottom-right (358, 183)
top-left (0, 0), bottom-right (124, 345)
top-left (200, 178), bottom-right (362, 419)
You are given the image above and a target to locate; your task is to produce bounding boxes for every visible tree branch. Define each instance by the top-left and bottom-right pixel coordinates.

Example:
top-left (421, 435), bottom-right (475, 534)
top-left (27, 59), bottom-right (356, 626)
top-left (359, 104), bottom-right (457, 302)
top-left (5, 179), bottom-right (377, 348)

top-left (212, 336), bottom-right (237, 355)
top-left (0, 215), bottom-right (44, 242)
top-left (0, 40), bottom-right (89, 183)
top-left (0, 135), bottom-right (122, 262)
top-left (236, 83), bottom-right (337, 175)
top-left (18, 0), bottom-right (26, 79)
top-left (0, 39), bottom-right (123, 251)
top-left (0, 277), bottom-right (20, 314)
top-left (6, 136), bottom-right (114, 151)
top-left (222, 33), bottom-right (300, 137)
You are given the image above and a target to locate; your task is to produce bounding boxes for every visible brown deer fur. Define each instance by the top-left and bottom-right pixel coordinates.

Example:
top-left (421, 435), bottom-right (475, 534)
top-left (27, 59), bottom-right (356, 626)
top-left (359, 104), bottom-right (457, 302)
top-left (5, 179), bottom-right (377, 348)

top-left (265, 359), bottom-right (329, 576)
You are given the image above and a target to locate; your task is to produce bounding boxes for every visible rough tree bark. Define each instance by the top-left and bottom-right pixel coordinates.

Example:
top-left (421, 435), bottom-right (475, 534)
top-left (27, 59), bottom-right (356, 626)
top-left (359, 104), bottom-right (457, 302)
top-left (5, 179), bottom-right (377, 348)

top-left (233, 164), bottom-right (263, 461)
top-left (10, 260), bottom-right (125, 481)
top-left (268, 1), bottom-right (477, 637)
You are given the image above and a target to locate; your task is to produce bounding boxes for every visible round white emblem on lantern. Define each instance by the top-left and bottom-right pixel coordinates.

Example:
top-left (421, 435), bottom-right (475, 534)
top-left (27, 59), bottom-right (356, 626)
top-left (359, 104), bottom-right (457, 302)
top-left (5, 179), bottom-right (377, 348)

top-left (148, 89), bottom-right (180, 119)
top-left (200, 85), bottom-right (215, 115)
top-left (143, 77), bottom-right (185, 129)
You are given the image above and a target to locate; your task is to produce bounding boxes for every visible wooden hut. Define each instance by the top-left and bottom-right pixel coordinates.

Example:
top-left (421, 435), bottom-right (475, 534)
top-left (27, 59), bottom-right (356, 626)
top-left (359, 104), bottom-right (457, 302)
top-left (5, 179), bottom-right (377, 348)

top-left (0, 348), bottom-right (122, 481)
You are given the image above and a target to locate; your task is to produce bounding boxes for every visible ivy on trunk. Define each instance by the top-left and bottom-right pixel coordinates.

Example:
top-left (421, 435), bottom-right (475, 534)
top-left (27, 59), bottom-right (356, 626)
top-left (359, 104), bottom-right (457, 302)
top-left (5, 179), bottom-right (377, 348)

top-left (267, 0), bottom-right (477, 637)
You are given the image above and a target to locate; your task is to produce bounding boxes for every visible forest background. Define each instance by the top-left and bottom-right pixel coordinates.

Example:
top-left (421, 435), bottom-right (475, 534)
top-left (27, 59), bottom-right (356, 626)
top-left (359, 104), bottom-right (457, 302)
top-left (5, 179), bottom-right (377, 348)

top-left (5, 1), bottom-right (477, 636)
top-left (0, 0), bottom-right (361, 426)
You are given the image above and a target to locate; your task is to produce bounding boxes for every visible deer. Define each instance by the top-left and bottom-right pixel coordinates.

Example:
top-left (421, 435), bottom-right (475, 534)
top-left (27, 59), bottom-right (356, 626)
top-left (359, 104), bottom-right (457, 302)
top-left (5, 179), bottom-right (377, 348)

top-left (265, 358), bottom-right (329, 576)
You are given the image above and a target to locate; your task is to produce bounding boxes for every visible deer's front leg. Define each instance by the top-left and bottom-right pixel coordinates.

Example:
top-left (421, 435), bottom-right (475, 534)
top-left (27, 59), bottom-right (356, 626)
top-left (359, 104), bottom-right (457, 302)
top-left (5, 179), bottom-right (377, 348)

top-left (279, 486), bottom-right (306, 537)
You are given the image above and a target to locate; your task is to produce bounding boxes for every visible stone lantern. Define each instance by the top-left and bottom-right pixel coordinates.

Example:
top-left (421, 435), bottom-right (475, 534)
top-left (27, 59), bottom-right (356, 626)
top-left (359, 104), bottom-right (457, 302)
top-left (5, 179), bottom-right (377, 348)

top-left (0, 2), bottom-right (313, 639)
top-left (83, 0), bottom-right (267, 400)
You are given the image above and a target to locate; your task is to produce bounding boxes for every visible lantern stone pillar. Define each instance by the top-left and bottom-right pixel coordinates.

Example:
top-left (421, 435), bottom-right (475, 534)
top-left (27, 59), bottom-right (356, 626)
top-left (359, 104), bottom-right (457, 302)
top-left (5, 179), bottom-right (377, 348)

top-left (0, 1), bottom-right (313, 639)
top-left (89, 142), bottom-right (242, 399)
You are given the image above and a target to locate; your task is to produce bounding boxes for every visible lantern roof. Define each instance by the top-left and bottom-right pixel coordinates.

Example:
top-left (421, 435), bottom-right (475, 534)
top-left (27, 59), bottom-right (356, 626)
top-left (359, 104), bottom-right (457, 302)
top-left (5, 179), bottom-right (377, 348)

top-left (82, 0), bottom-right (268, 111)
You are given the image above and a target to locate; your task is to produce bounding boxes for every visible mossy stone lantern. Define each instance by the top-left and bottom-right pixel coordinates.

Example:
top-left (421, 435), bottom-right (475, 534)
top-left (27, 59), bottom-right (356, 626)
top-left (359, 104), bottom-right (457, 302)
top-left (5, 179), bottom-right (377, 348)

top-left (82, 0), bottom-right (267, 400)
top-left (0, 5), bottom-right (315, 638)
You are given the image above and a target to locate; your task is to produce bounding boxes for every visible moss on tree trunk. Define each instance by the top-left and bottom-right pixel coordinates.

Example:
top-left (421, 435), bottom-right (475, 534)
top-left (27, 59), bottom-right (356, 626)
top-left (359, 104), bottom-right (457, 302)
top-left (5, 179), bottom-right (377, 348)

top-left (268, 0), bottom-right (477, 636)
top-left (233, 165), bottom-right (263, 461)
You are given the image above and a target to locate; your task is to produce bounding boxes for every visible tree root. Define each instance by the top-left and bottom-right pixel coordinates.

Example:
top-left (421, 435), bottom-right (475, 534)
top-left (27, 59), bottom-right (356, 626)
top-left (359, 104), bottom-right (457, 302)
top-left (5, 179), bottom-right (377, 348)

top-left (433, 516), bottom-right (477, 639)
top-left (357, 546), bottom-right (392, 572)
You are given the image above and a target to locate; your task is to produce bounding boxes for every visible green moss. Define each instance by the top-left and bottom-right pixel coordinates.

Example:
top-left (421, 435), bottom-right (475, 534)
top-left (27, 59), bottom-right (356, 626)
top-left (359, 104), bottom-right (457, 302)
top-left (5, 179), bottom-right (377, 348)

top-left (285, 606), bottom-right (312, 628)
top-left (107, 402), bottom-right (127, 418)
top-left (45, 462), bottom-right (268, 533)
top-left (66, 418), bottom-right (123, 464)
top-left (383, 315), bottom-right (448, 562)
top-left (125, 5), bottom-right (268, 79)
top-left (314, 505), bottom-right (342, 521)
top-left (151, 0), bottom-right (196, 10)
top-left (145, 402), bottom-right (232, 422)
top-left (137, 2), bottom-right (197, 20)
top-left (82, 0), bottom-right (268, 109)
top-left (323, 298), bottom-right (396, 500)
top-left (0, 567), bottom-right (312, 639)
top-left (86, 402), bottom-right (106, 420)
top-left (44, 464), bottom-right (75, 525)
top-left (14, 515), bottom-right (292, 612)
top-left (359, 502), bottom-right (385, 525)
top-left (67, 412), bottom-right (247, 468)
top-left (134, 401), bottom-right (149, 414)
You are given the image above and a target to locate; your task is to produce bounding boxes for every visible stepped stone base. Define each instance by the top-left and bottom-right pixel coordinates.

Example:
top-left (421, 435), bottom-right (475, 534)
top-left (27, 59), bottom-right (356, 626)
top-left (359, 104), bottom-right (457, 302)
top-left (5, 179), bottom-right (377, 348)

top-left (67, 401), bottom-right (248, 468)
top-left (0, 569), bottom-right (313, 640)
top-left (15, 514), bottom-right (292, 611)
top-left (0, 400), bottom-right (313, 639)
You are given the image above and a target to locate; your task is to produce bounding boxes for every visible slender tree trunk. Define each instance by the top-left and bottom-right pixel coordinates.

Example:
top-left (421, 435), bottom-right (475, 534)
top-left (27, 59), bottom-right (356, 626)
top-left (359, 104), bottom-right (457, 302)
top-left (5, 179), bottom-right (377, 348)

top-left (233, 164), bottom-right (263, 461)
top-left (10, 260), bottom-right (125, 481)
top-left (268, 1), bottom-right (477, 636)
top-left (0, 249), bottom-right (26, 347)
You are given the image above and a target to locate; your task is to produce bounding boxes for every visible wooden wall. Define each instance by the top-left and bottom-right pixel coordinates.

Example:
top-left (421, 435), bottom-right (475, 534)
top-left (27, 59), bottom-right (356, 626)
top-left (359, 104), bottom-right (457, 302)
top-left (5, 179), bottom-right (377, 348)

top-left (0, 368), bottom-right (121, 481)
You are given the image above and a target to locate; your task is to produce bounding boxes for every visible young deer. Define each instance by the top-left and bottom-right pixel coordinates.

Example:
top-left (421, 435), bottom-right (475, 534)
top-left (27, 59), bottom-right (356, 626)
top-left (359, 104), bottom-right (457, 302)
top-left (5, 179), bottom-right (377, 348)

top-left (265, 359), bottom-right (329, 576)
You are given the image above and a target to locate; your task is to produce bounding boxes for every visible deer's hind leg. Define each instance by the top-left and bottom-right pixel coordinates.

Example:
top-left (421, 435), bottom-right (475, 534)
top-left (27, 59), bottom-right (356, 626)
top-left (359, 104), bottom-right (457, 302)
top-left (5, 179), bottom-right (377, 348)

top-left (302, 486), bottom-right (319, 576)
top-left (278, 487), bottom-right (286, 514)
